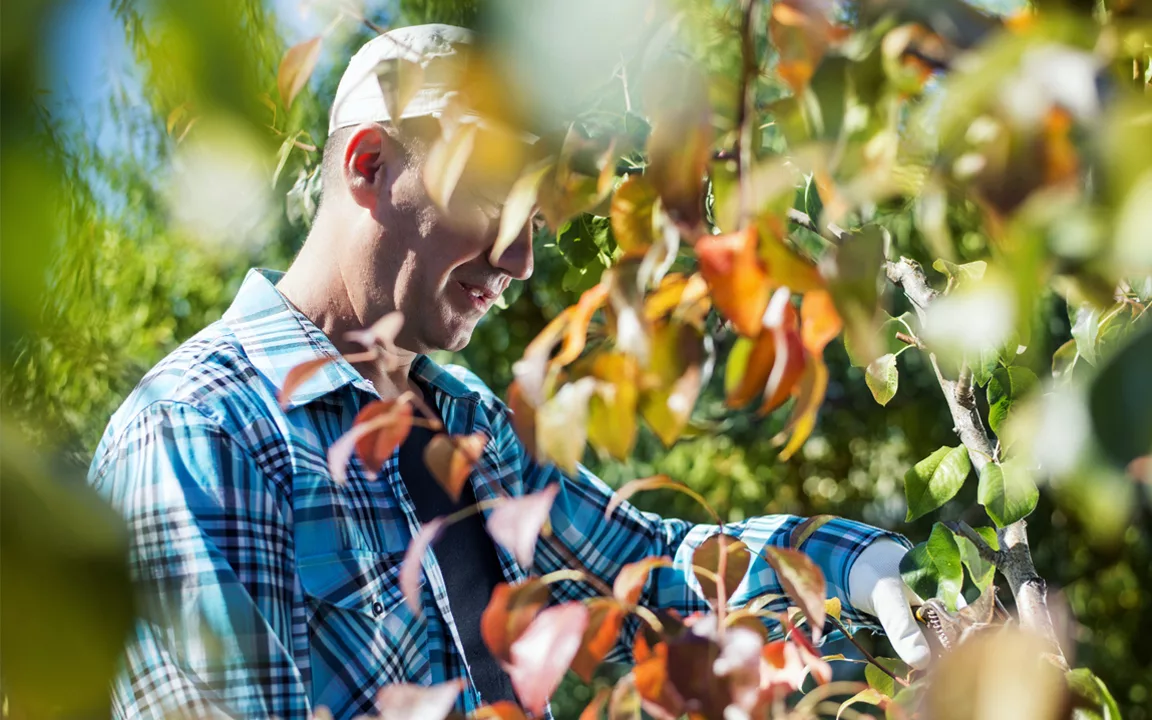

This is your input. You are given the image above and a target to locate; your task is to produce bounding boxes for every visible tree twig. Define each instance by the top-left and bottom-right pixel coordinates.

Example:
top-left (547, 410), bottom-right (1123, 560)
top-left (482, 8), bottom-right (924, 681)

top-left (945, 521), bottom-right (1002, 565)
top-left (829, 617), bottom-right (909, 688)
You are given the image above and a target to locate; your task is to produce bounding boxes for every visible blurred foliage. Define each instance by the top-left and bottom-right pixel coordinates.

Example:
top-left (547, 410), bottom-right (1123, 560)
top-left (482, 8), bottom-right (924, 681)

top-left (2, 0), bottom-right (1151, 717)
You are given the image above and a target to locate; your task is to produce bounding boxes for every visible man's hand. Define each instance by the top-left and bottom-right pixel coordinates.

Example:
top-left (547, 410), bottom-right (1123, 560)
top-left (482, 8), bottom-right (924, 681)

top-left (847, 539), bottom-right (932, 669)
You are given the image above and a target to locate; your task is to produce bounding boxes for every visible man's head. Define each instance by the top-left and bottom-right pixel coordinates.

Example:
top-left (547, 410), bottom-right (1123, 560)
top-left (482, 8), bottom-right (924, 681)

top-left (312, 25), bottom-right (534, 354)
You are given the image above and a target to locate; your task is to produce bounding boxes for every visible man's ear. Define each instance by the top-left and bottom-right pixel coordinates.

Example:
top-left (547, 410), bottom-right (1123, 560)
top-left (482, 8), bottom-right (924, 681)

top-left (342, 124), bottom-right (401, 211)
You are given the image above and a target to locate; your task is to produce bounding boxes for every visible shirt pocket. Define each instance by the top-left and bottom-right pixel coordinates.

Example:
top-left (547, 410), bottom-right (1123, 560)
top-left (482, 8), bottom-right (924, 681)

top-left (296, 549), bottom-right (411, 619)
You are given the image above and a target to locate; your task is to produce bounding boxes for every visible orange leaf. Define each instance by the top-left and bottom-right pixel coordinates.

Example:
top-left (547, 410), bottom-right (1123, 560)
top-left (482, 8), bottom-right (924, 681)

top-left (353, 400), bottom-right (413, 479)
top-left (278, 36), bottom-right (323, 109)
top-left (486, 485), bottom-right (560, 569)
top-left (761, 640), bottom-right (809, 696)
top-left (579, 687), bottom-right (611, 720)
top-left (761, 290), bottom-right (808, 414)
top-left (400, 517), bottom-right (447, 613)
top-left (481, 580), bottom-right (550, 664)
top-left (633, 635), bottom-right (682, 717)
top-left (769, 0), bottom-right (836, 93)
top-left (279, 356), bottom-right (337, 409)
top-left (644, 272), bottom-right (711, 326)
top-left (505, 602), bottom-right (590, 715)
top-left (613, 557), bottom-right (674, 606)
top-left (763, 547), bottom-right (828, 644)
top-left (1043, 107), bottom-right (1078, 186)
top-left (693, 533), bottom-right (752, 605)
top-left (553, 283), bottom-right (609, 368)
top-left (606, 475), bottom-right (713, 520)
top-left (799, 290), bottom-right (842, 354)
top-left (423, 432), bottom-right (487, 502)
top-left (376, 679), bottom-right (463, 720)
top-left (571, 598), bottom-right (626, 682)
top-left (696, 227), bottom-right (771, 337)
top-left (472, 701), bottom-right (528, 720)
top-left (784, 618), bottom-right (832, 685)
top-left (506, 381), bottom-right (538, 458)
top-left (611, 174), bottom-right (659, 256)
top-left (775, 354), bottom-right (830, 460)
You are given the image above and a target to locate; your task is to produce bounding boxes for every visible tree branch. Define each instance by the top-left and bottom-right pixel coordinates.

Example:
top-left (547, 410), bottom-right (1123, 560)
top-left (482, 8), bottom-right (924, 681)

top-left (884, 256), bottom-right (1068, 668)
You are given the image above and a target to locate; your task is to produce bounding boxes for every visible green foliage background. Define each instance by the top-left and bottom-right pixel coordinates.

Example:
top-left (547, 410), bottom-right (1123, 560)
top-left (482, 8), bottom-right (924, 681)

top-left (1, 0), bottom-right (1149, 717)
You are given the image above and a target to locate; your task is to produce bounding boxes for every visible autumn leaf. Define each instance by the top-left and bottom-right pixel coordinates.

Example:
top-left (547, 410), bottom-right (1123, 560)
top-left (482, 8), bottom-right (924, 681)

top-left (537, 128), bottom-right (616, 229)
top-left (774, 354), bottom-right (830, 460)
top-left (280, 356), bottom-right (337, 409)
top-left (764, 547), bottom-right (828, 643)
top-left (491, 162), bottom-right (550, 264)
top-left (278, 36), bottom-right (322, 109)
top-left (505, 602), bottom-right (590, 715)
top-left (587, 352), bottom-right (641, 461)
top-left (760, 290), bottom-right (808, 414)
top-left (613, 556), bottom-right (674, 606)
top-left (611, 174), bottom-right (659, 256)
top-left (605, 474), bottom-right (714, 520)
top-left (422, 432), bottom-right (487, 502)
top-left (472, 701), bottom-right (528, 720)
top-left (633, 634), bottom-right (683, 718)
top-left (553, 284), bottom-right (609, 368)
top-left (695, 227), bottom-right (771, 337)
top-left (400, 517), bottom-right (446, 612)
top-left (377, 679), bottom-right (463, 720)
top-left (486, 484), bottom-right (560, 569)
top-left (785, 618), bottom-right (833, 685)
top-left (506, 381), bottom-right (538, 458)
top-left (579, 687), bottom-right (611, 720)
top-left (769, 0), bottom-right (840, 94)
top-left (536, 377), bottom-right (597, 474)
top-left (353, 400), bottom-right (414, 479)
top-left (571, 598), bottom-right (625, 682)
top-left (644, 273), bottom-right (711, 326)
top-left (693, 533), bottom-right (752, 605)
top-left (645, 60), bottom-right (712, 233)
top-left (424, 122), bottom-right (478, 210)
top-left (788, 514), bottom-right (838, 548)
top-left (800, 289), bottom-right (843, 354)
top-left (481, 579), bottom-right (550, 664)
top-left (639, 321), bottom-right (708, 447)
top-left (345, 311), bottom-right (405, 356)
top-left (761, 640), bottom-right (810, 697)
top-left (374, 56), bottom-right (425, 127)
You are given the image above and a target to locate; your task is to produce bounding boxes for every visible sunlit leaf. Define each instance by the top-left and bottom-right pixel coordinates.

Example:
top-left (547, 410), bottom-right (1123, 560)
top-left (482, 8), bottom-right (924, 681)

top-left (693, 533), bottom-right (752, 606)
top-left (492, 163), bottom-right (550, 264)
top-left (506, 381), bottom-right (538, 458)
top-left (611, 174), bottom-right (659, 256)
top-left (799, 289), bottom-right (842, 355)
top-left (278, 36), bottom-right (322, 109)
top-left (486, 485), bottom-right (561, 569)
top-left (571, 598), bottom-right (625, 682)
top-left (726, 299), bottom-right (805, 413)
top-left (423, 432), bottom-right (487, 502)
top-left (400, 517), bottom-right (447, 612)
top-left (956, 527), bottom-right (998, 592)
top-left (345, 311), bottom-right (405, 355)
top-left (899, 523), bottom-right (964, 611)
top-left (632, 634), bottom-right (682, 718)
top-left (606, 474), bottom-right (714, 520)
top-left (481, 579), bottom-right (550, 664)
top-left (643, 273), bottom-right (711, 326)
top-left (770, 0), bottom-right (844, 93)
top-left (609, 672), bottom-right (643, 720)
top-left (279, 356), bottom-right (337, 409)
top-left (844, 311), bottom-right (917, 368)
top-left (1066, 668), bottom-right (1122, 720)
top-left (764, 547), bottom-right (828, 643)
top-left (645, 61), bottom-right (712, 232)
top-left (865, 658), bottom-right (910, 698)
top-left (553, 284), bottom-right (609, 368)
top-left (424, 123), bottom-right (478, 210)
top-left (353, 400), bottom-right (414, 480)
top-left (865, 353), bottom-right (900, 406)
top-left (761, 640), bottom-right (810, 697)
top-left (377, 679), bottom-right (463, 720)
top-left (505, 602), bottom-right (590, 715)
top-left (538, 129), bottom-right (615, 230)
top-left (977, 459), bottom-right (1039, 528)
top-left (759, 216), bottom-right (826, 293)
top-left (904, 445), bottom-right (971, 521)
top-left (580, 687), bottom-right (611, 720)
top-left (537, 377), bottom-right (597, 473)
top-left (588, 353), bottom-right (641, 461)
top-left (775, 354), bottom-right (830, 460)
top-left (987, 366), bottom-right (1038, 435)
top-left (374, 56), bottom-right (425, 126)
top-left (838, 687), bottom-right (887, 718)
top-left (639, 321), bottom-right (707, 447)
top-left (695, 227), bottom-right (771, 337)
top-left (933, 258), bottom-right (988, 286)
top-left (789, 514), bottom-right (837, 549)
top-left (762, 289), bottom-right (809, 414)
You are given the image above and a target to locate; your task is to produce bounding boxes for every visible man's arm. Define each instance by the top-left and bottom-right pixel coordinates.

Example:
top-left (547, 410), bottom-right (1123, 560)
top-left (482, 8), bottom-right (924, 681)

top-left (90, 401), bottom-right (307, 719)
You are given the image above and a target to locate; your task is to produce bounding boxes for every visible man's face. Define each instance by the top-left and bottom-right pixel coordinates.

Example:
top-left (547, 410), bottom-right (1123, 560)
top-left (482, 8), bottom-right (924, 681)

top-left (340, 127), bottom-right (534, 354)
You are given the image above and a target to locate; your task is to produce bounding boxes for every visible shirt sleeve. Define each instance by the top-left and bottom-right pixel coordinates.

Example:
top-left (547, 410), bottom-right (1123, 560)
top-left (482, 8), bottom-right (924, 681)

top-left (89, 401), bottom-right (307, 719)
top-left (519, 452), bottom-right (910, 656)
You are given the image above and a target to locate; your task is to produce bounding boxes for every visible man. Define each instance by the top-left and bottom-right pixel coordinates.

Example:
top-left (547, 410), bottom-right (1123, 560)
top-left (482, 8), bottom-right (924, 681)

top-left (90, 24), bottom-right (929, 720)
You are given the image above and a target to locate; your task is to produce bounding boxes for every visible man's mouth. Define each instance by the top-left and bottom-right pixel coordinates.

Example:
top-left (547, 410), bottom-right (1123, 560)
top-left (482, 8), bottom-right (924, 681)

top-left (456, 280), bottom-right (502, 309)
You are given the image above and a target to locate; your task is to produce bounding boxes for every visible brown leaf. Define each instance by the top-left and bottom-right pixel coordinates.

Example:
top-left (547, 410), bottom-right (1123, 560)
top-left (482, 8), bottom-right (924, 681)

top-left (486, 485), bottom-right (560, 569)
top-left (280, 356), bottom-right (338, 409)
top-left (506, 381), bottom-right (538, 458)
top-left (423, 432), bottom-right (487, 502)
top-left (605, 475), bottom-right (713, 520)
top-left (278, 36), bottom-right (323, 109)
top-left (481, 580), bottom-right (550, 665)
top-left (571, 598), bottom-right (626, 682)
top-left (377, 679), bottom-right (463, 720)
top-left (505, 602), bottom-right (590, 715)
top-left (611, 174), bottom-right (659, 256)
top-left (695, 227), bottom-right (771, 337)
top-left (764, 547), bottom-right (828, 643)
top-left (693, 534), bottom-right (752, 606)
top-left (788, 514), bottom-right (838, 549)
top-left (400, 517), bottom-right (446, 613)
top-left (353, 400), bottom-right (414, 479)
top-left (613, 556), bottom-right (674, 606)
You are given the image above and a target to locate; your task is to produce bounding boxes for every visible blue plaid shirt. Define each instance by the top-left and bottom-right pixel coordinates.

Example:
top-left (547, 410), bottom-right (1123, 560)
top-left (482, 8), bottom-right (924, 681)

top-left (89, 269), bottom-right (901, 719)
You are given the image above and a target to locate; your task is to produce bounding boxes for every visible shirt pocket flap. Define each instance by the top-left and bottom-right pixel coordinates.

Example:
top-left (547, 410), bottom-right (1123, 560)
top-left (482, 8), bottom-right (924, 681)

top-left (297, 550), bottom-right (408, 616)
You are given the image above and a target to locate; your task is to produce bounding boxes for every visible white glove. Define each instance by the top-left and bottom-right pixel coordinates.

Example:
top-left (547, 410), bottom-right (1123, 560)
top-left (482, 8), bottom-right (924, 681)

top-left (847, 539), bottom-right (932, 669)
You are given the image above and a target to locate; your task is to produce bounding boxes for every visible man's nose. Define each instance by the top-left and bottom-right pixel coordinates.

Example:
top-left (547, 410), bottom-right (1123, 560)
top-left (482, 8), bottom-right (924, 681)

top-left (488, 220), bottom-right (534, 281)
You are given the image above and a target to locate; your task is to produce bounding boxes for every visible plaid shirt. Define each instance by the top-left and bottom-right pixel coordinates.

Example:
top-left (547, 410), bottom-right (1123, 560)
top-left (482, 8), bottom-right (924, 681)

top-left (89, 268), bottom-right (902, 720)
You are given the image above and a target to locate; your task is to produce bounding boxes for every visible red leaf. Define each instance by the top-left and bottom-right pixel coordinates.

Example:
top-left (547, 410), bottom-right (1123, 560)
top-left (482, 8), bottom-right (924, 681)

top-left (279, 356), bottom-right (337, 409)
top-left (613, 557), bottom-right (674, 606)
top-left (571, 598), bottom-right (626, 682)
top-left (423, 432), bottom-right (487, 502)
top-left (693, 533), bottom-right (752, 605)
top-left (632, 634), bottom-right (683, 718)
top-left (353, 400), bottom-right (413, 479)
top-left (761, 288), bottom-right (808, 414)
top-left (765, 547), bottom-right (828, 643)
top-left (480, 580), bottom-right (550, 665)
top-left (376, 679), bottom-right (463, 720)
top-left (486, 485), bottom-right (560, 569)
top-left (695, 227), bottom-right (771, 337)
top-left (761, 640), bottom-right (809, 697)
top-left (472, 701), bottom-right (529, 720)
top-left (400, 517), bottom-right (447, 613)
top-left (505, 602), bottom-right (590, 715)
top-left (278, 36), bottom-right (323, 109)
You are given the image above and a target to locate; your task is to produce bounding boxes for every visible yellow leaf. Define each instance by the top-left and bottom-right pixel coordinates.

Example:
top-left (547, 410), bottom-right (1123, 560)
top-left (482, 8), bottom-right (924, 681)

top-left (278, 36), bottom-right (323, 109)
top-left (374, 56), bottom-right (425, 123)
top-left (491, 162), bottom-right (549, 264)
top-left (611, 174), bottom-right (659, 256)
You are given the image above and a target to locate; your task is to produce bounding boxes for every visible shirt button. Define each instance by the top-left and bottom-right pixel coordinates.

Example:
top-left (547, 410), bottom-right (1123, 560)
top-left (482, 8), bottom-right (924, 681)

top-left (372, 601), bottom-right (384, 616)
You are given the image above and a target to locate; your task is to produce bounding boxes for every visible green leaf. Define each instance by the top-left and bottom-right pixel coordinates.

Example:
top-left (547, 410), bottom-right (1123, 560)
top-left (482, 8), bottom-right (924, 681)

top-left (865, 353), bottom-right (899, 406)
top-left (1089, 323), bottom-right (1152, 469)
top-left (1070, 302), bottom-right (1101, 366)
top-left (904, 446), bottom-right (971, 521)
top-left (977, 459), bottom-right (1039, 527)
top-left (837, 688), bottom-right (886, 719)
top-left (1052, 338), bottom-right (1079, 381)
top-left (956, 526), bottom-right (998, 591)
top-left (1066, 668), bottom-right (1122, 720)
top-left (969, 347), bottom-right (1000, 387)
top-left (933, 258), bottom-right (988, 286)
top-left (885, 681), bottom-right (927, 720)
top-left (272, 130), bottom-right (302, 188)
top-left (986, 366), bottom-right (1038, 434)
top-left (900, 523), bottom-right (964, 610)
top-left (845, 311), bottom-right (916, 367)
top-left (864, 658), bottom-right (908, 698)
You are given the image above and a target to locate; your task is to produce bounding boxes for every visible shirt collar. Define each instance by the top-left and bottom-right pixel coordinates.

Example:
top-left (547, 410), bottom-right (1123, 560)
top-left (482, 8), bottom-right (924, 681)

top-left (223, 268), bottom-right (480, 411)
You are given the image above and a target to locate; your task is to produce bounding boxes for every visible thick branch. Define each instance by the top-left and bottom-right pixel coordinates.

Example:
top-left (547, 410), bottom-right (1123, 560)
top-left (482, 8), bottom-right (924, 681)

top-left (884, 256), bottom-right (1067, 667)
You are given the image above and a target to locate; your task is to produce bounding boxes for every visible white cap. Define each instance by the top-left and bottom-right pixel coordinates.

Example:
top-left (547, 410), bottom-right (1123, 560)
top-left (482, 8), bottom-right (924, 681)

top-left (328, 24), bottom-right (475, 136)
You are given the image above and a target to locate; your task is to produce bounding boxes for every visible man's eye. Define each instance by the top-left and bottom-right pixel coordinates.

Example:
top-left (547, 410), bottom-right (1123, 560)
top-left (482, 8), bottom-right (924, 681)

top-left (531, 214), bottom-right (546, 233)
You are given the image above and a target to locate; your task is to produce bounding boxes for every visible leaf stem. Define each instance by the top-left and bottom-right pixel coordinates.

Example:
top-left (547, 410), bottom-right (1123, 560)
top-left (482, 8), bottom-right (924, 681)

top-left (829, 616), bottom-right (909, 688)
